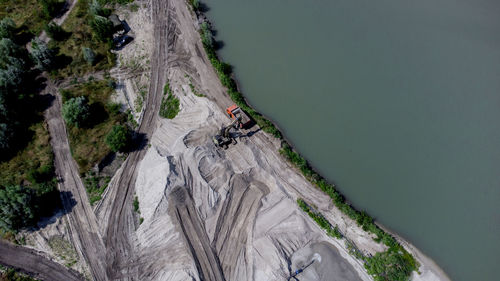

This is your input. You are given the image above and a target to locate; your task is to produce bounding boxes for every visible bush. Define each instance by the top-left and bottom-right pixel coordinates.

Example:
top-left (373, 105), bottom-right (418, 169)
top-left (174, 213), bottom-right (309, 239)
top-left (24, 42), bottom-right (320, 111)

top-left (30, 38), bottom-right (55, 70)
top-left (82, 47), bottom-right (97, 65)
top-left (105, 124), bottom-right (129, 152)
top-left (62, 96), bottom-right (90, 127)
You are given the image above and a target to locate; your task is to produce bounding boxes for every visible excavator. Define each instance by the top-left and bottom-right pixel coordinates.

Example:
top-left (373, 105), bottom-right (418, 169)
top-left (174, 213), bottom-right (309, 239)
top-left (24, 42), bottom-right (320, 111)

top-left (212, 116), bottom-right (240, 149)
top-left (213, 105), bottom-right (251, 149)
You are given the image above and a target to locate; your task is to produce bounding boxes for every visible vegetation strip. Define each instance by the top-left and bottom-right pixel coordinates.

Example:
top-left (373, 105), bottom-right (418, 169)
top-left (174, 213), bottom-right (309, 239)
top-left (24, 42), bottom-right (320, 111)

top-left (159, 81), bottom-right (180, 119)
top-left (188, 1), bottom-right (418, 279)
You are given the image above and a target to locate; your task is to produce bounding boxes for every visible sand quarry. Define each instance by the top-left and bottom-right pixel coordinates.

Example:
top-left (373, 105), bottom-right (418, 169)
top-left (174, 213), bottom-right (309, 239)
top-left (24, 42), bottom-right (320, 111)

top-left (20, 1), bottom-right (451, 280)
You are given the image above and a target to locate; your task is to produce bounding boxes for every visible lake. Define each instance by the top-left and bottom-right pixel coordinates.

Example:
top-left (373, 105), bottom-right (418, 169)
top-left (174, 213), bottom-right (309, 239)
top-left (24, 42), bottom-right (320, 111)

top-left (205, 0), bottom-right (500, 280)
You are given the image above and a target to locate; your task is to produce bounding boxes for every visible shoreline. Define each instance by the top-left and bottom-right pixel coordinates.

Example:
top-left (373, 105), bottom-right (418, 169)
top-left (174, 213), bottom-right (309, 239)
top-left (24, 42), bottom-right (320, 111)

top-left (188, 1), bottom-right (452, 280)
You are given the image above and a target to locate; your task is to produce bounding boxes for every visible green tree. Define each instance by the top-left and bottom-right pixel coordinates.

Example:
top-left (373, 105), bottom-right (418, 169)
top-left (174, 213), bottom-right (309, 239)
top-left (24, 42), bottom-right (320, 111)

top-left (30, 38), bottom-right (55, 70)
top-left (0, 18), bottom-right (16, 39)
top-left (89, 15), bottom-right (113, 42)
top-left (105, 124), bottom-right (129, 152)
top-left (82, 47), bottom-right (96, 65)
top-left (0, 38), bottom-right (27, 70)
top-left (0, 185), bottom-right (36, 231)
top-left (62, 96), bottom-right (90, 127)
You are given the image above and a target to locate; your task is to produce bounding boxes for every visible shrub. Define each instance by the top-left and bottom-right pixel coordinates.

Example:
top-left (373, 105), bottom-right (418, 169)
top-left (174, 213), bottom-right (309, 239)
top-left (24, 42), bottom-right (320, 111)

top-left (82, 47), bottom-right (97, 65)
top-left (105, 124), bottom-right (129, 152)
top-left (30, 38), bottom-right (55, 70)
top-left (62, 96), bottom-right (90, 127)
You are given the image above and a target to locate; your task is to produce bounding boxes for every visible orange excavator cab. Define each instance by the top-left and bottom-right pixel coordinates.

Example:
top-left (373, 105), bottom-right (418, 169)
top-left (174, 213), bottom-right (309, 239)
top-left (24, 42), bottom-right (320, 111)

top-left (226, 105), bottom-right (251, 129)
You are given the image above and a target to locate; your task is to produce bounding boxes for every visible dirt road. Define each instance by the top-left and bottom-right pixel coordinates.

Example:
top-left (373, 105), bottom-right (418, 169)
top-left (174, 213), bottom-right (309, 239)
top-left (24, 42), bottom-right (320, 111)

top-left (0, 240), bottom-right (83, 281)
top-left (101, 0), bottom-right (170, 279)
top-left (43, 78), bottom-right (108, 281)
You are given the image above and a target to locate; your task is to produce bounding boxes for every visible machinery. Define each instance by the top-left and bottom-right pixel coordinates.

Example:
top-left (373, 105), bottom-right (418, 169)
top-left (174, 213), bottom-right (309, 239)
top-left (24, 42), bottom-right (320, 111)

top-left (226, 105), bottom-right (251, 129)
top-left (212, 117), bottom-right (240, 149)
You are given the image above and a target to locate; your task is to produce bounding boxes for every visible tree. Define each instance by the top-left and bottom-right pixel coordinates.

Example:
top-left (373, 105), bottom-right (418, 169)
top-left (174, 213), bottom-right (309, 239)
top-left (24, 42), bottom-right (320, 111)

top-left (0, 185), bottom-right (36, 231)
top-left (82, 47), bottom-right (96, 65)
top-left (89, 15), bottom-right (113, 42)
top-left (0, 38), bottom-right (27, 70)
top-left (105, 125), bottom-right (129, 152)
top-left (30, 38), bottom-right (55, 70)
top-left (45, 22), bottom-right (68, 41)
top-left (0, 18), bottom-right (16, 39)
top-left (62, 96), bottom-right (90, 127)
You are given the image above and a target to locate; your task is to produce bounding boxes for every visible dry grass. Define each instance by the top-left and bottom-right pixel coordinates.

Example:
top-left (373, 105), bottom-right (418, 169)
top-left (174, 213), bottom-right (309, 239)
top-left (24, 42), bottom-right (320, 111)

top-left (0, 122), bottom-right (53, 187)
top-left (0, 0), bottom-right (49, 34)
top-left (63, 80), bottom-right (125, 173)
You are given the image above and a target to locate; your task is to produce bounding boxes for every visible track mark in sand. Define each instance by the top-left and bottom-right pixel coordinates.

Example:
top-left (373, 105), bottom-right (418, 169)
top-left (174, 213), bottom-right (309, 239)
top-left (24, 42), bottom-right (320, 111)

top-left (213, 175), bottom-right (269, 280)
top-left (169, 187), bottom-right (226, 281)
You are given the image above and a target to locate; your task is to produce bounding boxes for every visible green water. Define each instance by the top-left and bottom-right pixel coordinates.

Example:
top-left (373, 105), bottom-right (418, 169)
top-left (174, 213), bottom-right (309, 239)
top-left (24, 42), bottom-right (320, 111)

top-left (205, 0), bottom-right (500, 280)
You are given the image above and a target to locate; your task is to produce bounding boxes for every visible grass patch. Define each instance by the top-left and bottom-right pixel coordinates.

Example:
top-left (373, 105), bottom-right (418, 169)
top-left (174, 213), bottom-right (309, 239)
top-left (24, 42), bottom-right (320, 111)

top-left (0, 0), bottom-right (52, 35)
top-left (159, 82), bottom-right (180, 119)
top-left (0, 122), bottom-right (53, 187)
top-left (49, 0), bottom-right (115, 79)
top-left (133, 196), bottom-right (139, 213)
top-left (62, 79), bottom-right (126, 173)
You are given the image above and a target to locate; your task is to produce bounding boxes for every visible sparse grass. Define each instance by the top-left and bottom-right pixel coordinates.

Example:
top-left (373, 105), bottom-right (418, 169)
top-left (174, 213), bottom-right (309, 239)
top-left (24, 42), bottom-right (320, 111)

top-left (0, 122), bottom-right (53, 187)
top-left (186, 76), bottom-right (205, 97)
top-left (48, 236), bottom-right (78, 267)
top-left (62, 80), bottom-right (126, 173)
top-left (159, 82), bottom-right (180, 119)
top-left (129, 3), bottom-right (139, 12)
top-left (0, 0), bottom-right (51, 35)
top-left (49, 0), bottom-right (115, 79)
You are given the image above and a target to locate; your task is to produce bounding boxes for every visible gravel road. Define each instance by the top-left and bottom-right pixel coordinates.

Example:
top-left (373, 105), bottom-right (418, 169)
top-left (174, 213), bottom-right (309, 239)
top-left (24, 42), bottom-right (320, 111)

top-left (0, 240), bottom-right (83, 281)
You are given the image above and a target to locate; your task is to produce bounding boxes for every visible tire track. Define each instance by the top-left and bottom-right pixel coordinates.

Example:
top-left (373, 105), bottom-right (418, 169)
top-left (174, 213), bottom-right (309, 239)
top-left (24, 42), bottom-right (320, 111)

top-left (103, 0), bottom-right (170, 279)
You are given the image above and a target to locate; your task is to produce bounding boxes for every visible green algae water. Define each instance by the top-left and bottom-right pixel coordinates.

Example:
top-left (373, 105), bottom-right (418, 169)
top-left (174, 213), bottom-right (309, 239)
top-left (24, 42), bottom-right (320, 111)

top-left (205, 0), bottom-right (500, 280)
